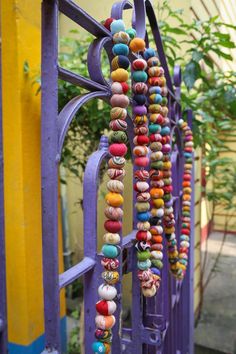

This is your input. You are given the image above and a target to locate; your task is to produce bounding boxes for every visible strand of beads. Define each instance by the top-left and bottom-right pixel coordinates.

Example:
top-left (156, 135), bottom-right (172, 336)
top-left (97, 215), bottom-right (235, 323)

top-left (92, 19), bottom-right (131, 354)
top-left (143, 48), bottom-right (169, 291)
top-left (163, 117), bottom-right (193, 280)
top-left (130, 39), bottom-right (157, 297)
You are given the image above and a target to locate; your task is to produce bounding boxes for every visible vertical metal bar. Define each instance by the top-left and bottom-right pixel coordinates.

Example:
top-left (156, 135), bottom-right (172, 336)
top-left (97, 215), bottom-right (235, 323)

top-left (0, 14), bottom-right (8, 352)
top-left (41, 0), bottom-right (60, 352)
top-left (83, 136), bottom-right (109, 354)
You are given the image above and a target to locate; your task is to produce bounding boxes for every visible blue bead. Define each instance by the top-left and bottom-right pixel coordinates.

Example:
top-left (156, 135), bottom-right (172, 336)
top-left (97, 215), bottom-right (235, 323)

top-left (153, 94), bottom-right (162, 104)
top-left (112, 43), bottom-right (129, 56)
top-left (149, 86), bottom-right (162, 94)
top-left (137, 212), bottom-right (150, 222)
top-left (132, 70), bottom-right (148, 82)
top-left (110, 19), bottom-right (126, 34)
top-left (137, 259), bottom-right (152, 270)
top-left (151, 267), bottom-right (161, 276)
top-left (143, 48), bottom-right (156, 60)
top-left (184, 152), bottom-right (192, 158)
top-left (180, 235), bottom-right (189, 241)
top-left (92, 341), bottom-right (106, 353)
top-left (149, 124), bottom-right (161, 133)
top-left (102, 244), bottom-right (119, 258)
top-left (161, 126), bottom-right (170, 135)
top-left (179, 259), bottom-right (188, 266)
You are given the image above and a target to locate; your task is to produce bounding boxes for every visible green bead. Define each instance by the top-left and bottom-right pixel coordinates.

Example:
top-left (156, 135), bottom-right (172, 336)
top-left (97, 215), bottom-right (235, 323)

top-left (150, 161), bottom-right (163, 169)
top-left (183, 211), bottom-right (190, 217)
top-left (109, 131), bottom-right (128, 144)
top-left (149, 124), bottom-right (161, 134)
top-left (161, 97), bottom-right (168, 105)
top-left (163, 178), bottom-right (171, 185)
top-left (163, 194), bottom-right (171, 202)
top-left (137, 250), bottom-right (151, 261)
top-left (132, 70), bottom-right (148, 83)
top-left (151, 259), bottom-right (163, 269)
top-left (126, 28), bottom-right (136, 39)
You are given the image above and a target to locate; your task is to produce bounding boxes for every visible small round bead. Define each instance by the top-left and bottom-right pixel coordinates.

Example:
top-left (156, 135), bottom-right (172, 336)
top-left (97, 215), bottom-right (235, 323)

top-left (98, 284), bottom-right (117, 300)
top-left (102, 244), bottom-right (120, 258)
top-left (132, 82), bottom-right (148, 94)
top-left (102, 271), bottom-right (119, 285)
top-left (104, 220), bottom-right (122, 233)
top-left (107, 180), bottom-right (124, 193)
top-left (96, 300), bottom-right (117, 316)
top-left (132, 71), bottom-right (148, 82)
top-left (126, 28), bottom-right (136, 39)
top-left (109, 119), bottom-right (127, 131)
top-left (112, 43), bottom-right (129, 56)
top-left (137, 259), bottom-right (152, 270)
top-left (113, 31), bottom-right (130, 45)
top-left (111, 55), bottom-right (130, 71)
top-left (110, 19), bottom-right (126, 35)
top-left (103, 232), bottom-right (121, 244)
top-left (133, 94), bottom-right (146, 105)
top-left (111, 69), bottom-right (129, 83)
top-left (105, 192), bottom-right (124, 207)
top-left (109, 143), bottom-right (127, 156)
top-left (132, 58), bottom-right (147, 71)
top-left (109, 131), bottom-right (128, 144)
top-left (110, 107), bottom-right (127, 120)
top-left (143, 48), bottom-right (156, 60)
top-left (103, 18), bottom-right (115, 31)
top-left (129, 38), bottom-right (145, 52)
top-left (95, 314), bottom-right (116, 330)
top-left (133, 105), bottom-right (147, 115)
top-left (92, 341), bottom-right (106, 353)
top-left (101, 258), bottom-right (119, 270)
top-left (147, 56), bottom-right (160, 67)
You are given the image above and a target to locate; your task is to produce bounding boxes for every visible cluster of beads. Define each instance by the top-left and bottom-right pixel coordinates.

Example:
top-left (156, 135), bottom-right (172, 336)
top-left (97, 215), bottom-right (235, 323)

top-left (92, 18), bottom-right (132, 354)
top-left (163, 118), bottom-right (193, 279)
top-left (143, 47), bottom-right (169, 290)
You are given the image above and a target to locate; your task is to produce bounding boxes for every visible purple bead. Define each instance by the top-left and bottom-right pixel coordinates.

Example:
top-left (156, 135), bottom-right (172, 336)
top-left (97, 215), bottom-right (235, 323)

top-left (165, 199), bottom-right (173, 208)
top-left (133, 105), bottom-right (147, 115)
top-left (151, 267), bottom-right (161, 276)
top-left (162, 144), bottom-right (171, 153)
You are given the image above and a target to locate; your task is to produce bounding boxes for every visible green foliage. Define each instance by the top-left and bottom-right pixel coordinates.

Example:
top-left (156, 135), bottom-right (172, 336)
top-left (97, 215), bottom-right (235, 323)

top-left (67, 306), bottom-right (81, 354)
top-left (59, 34), bottom-right (110, 182)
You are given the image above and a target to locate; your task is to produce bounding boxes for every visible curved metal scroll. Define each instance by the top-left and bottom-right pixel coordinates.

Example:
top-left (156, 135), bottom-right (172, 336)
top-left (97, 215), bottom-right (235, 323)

top-left (41, 1), bottom-right (194, 353)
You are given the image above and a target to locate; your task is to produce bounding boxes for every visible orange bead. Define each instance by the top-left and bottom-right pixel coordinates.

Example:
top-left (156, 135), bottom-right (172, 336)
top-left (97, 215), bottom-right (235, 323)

top-left (150, 188), bottom-right (164, 199)
top-left (182, 181), bottom-right (191, 187)
top-left (129, 38), bottom-right (145, 52)
top-left (183, 194), bottom-right (191, 201)
top-left (105, 192), bottom-right (124, 207)
top-left (152, 235), bottom-right (163, 243)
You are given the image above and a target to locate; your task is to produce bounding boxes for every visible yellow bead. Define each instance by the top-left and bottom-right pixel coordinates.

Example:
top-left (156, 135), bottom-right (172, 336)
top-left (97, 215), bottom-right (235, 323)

top-left (111, 68), bottom-right (129, 82)
top-left (105, 192), bottom-right (124, 207)
top-left (129, 38), bottom-right (146, 52)
top-left (153, 198), bottom-right (164, 208)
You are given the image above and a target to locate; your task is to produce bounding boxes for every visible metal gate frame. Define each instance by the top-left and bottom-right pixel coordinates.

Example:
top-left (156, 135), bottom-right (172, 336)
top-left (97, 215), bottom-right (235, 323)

top-left (41, 1), bottom-right (194, 353)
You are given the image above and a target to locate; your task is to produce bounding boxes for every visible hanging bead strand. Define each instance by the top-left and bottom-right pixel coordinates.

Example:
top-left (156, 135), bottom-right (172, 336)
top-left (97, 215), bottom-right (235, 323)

top-left (92, 18), bottom-right (131, 354)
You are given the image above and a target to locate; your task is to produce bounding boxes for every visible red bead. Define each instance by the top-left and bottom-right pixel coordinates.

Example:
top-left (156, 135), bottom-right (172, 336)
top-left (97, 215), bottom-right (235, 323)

top-left (104, 220), bottom-right (122, 233)
top-left (181, 228), bottom-right (190, 235)
top-left (109, 143), bottom-right (127, 156)
top-left (163, 185), bottom-right (173, 193)
top-left (133, 135), bottom-right (149, 145)
top-left (120, 82), bottom-right (130, 94)
top-left (183, 175), bottom-right (191, 181)
top-left (149, 133), bottom-right (162, 142)
top-left (103, 18), bottom-right (115, 30)
top-left (135, 156), bottom-right (149, 167)
top-left (136, 231), bottom-right (151, 241)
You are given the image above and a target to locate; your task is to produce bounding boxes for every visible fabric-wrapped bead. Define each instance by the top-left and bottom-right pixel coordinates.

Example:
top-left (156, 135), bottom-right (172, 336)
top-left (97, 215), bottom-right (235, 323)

top-left (103, 232), bottom-right (121, 244)
top-left (133, 115), bottom-right (148, 125)
top-left (134, 125), bottom-right (148, 135)
top-left (105, 192), bottom-right (124, 207)
top-left (133, 105), bottom-right (147, 115)
top-left (113, 31), bottom-right (130, 44)
top-left (107, 180), bottom-right (124, 193)
top-left (142, 284), bottom-right (157, 297)
top-left (101, 258), bottom-right (119, 270)
top-left (102, 271), bottom-right (119, 285)
top-left (95, 315), bottom-right (116, 330)
top-left (137, 221), bottom-right (150, 231)
top-left (137, 250), bottom-right (151, 261)
top-left (102, 244), bottom-right (120, 258)
top-left (137, 211), bottom-right (150, 222)
top-left (135, 157), bottom-right (149, 167)
top-left (136, 230), bottom-right (152, 241)
top-left (103, 17), bottom-right (114, 31)
top-left (108, 156), bottom-right (125, 169)
top-left (133, 146), bottom-right (148, 157)
top-left (110, 107), bottom-right (127, 120)
top-left (104, 220), bottom-right (122, 233)
top-left (149, 93), bottom-right (162, 104)
top-left (110, 19), bottom-right (125, 34)
top-left (109, 119), bottom-right (127, 132)
top-left (92, 341), bottom-right (105, 353)
top-left (109, 131), bottom-right (128, 144)
top-left (95, 328), bottom-right (112, 342)
top-left (137, 259), bottom-right (152, 270)
top-left (111, 55), bottom-right (130, 71)
top-left (133, 135), bottom-right (149, 145)
top-left (135, 241), bottom-right (151, 252)
top-left (135, 202), bottom-right (150, 212)
top-left (132, 82), bottom-right (148, 94)
top-left (109, 143), bottom-right (127, 157)
top-left (132, 58), bottom-right (147, 71)
top-left (132, 70), bottom-right (148, 82)
top-left (129, 38), bottom-right (145, 52)
top-left (104, 207), bottom-right (123, 221)
top-left (134, 181), bottom-right (149, 192)
top-left (98, 284), bottom-right (117, 300)
top-left (110, 94), bottom-right (129, 108)
top-left (126, 28), bottom-right (136, 39)
top-left (143, 48), bottom-right (156, 60)
top-left (96, 300), bottom-right (117, 316)
top-left (133, 94), bottom-right (146, 105)
top-left (111, 82), bottom-right (129, 95)
top-left (135, 170), bottom-right (149, 181)
top-left (107, 168), bottom-right (125, 181)
top-left (112, 43), bottom-right (129, 56)
top-left (147, 56), bottom-right (160, 67)
top-left (136, 192), bottom-right (151, 202)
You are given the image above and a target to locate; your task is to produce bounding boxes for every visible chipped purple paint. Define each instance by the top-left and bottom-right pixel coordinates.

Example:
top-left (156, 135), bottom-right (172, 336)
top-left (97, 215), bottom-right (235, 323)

top-left (41, 1), bottom-right (194, 353)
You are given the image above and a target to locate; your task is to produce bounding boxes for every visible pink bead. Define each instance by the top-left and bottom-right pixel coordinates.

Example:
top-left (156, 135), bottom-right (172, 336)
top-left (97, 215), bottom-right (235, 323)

top-left (135, 156), bottom-right (149, 167)
top-left (110, 94), bottom-right (129, 108)
top-left (109, 143), bottom-right (127, 156)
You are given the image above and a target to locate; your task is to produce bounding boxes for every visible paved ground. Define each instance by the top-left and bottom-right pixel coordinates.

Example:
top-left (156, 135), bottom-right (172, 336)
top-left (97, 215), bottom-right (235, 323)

top-left (195, 232), bottom-right (236, 354)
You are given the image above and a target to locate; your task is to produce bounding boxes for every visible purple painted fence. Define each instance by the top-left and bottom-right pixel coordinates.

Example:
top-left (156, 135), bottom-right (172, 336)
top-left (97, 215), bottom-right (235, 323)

top-left (41, 1), bottom-right (194, 353)
top-left (0, 35), bottom-right (8, 354)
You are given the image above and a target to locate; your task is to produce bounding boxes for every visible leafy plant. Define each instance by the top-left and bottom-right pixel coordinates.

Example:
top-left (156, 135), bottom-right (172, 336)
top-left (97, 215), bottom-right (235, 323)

top-left (67, 306), bottom-right (81, 354)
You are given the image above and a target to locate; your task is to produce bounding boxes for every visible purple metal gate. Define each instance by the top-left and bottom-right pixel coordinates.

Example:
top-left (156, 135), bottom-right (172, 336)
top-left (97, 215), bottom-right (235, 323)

top-left (41, 1), bottom-right (194, 353)
top-left (0, 37), bottom-right (8, 354)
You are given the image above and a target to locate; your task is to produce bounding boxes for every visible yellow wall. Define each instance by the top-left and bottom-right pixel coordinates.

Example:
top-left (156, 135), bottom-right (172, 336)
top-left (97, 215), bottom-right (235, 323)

top-left (1, 0), bottom-right (65, 348)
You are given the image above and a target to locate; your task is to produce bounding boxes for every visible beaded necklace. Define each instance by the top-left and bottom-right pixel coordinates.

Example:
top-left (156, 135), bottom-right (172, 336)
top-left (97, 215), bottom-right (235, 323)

top-left (92, 17), bottom-right (193, 353)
